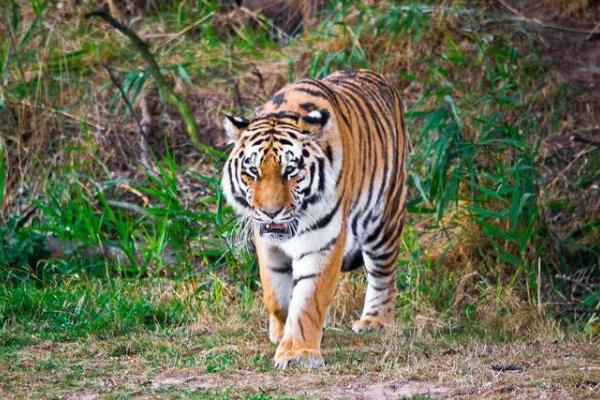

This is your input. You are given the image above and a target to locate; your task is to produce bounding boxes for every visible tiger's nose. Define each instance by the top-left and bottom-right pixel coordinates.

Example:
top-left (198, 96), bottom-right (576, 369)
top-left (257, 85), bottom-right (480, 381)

top-left (261, 207), bottom-right (283, 219)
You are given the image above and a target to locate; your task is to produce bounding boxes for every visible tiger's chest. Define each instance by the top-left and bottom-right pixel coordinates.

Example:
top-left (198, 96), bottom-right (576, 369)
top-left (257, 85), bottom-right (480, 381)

top-left (270, 194), bottom-right (373, 271)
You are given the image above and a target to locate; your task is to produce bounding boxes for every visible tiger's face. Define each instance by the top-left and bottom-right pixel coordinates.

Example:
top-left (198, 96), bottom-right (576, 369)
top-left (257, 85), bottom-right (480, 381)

top-left (221, 111), bottom-right (333, 241)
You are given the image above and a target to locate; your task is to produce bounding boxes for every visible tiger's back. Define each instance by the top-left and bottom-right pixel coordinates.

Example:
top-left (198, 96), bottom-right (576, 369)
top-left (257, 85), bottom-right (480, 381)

top-left (221, 69), bottom-right (409, 368)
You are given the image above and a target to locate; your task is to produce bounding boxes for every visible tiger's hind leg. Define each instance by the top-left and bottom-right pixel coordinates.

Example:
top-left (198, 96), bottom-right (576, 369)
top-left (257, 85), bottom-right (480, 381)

top-left (352, 248), bottom-right (399, 333)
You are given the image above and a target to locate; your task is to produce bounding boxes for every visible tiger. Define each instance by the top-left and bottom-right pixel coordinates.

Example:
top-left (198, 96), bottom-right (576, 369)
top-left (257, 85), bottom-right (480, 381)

top-left (221, 69), bottom-right (409, 369)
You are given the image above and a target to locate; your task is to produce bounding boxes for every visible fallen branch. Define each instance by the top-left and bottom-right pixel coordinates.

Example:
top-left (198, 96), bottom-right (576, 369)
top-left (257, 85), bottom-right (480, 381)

top-left (491, 363), bottom-right (523, 373)
top-left (85, 10), bottom-right (224, 159)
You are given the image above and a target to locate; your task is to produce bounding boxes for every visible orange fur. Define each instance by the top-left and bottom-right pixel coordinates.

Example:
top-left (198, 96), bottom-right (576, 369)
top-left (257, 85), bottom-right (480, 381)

top-left (274, 227), bottom-right (346, 363)
top-left (222, 70), bottom-right (409, 368)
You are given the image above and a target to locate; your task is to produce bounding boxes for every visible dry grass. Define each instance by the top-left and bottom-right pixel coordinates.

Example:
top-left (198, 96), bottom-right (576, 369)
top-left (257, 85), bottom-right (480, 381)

top-left (1, 290), bottom-right (597, 399)
top-left (1, 1), bottom-right (599, 398)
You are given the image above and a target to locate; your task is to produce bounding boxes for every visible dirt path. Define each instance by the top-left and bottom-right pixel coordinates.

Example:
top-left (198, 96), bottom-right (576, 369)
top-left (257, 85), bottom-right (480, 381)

top-left (120, 341), bottom-right (600, 399)
top-left (4, 335), bottom-right (597, 399)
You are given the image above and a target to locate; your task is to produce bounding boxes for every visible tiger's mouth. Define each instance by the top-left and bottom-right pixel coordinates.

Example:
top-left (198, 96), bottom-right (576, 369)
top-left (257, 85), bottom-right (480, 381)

top-left (258, 221), bottom-right (295, 239)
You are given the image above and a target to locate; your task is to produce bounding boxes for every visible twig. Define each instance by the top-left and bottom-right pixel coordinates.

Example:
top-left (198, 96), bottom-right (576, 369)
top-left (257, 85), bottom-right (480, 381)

top-left (155, 12), bottom-right (215, 50)
top-left (107, 200), bottom-right (147, 216)
top-left (555, 274), bottom-right (595, 294)
top-left (496, 0), bottom-right (520, 15)
top-left (250, 64), bottom-right (268, 100)
top-left (102, 64), bottom-right (160, 178)
top-left (118, 183), bottom-right (150, 208)
top-left (85, 10), bottom-right (224, 159)
top-left (571, 130), bottom-right (600, 147)
top-left (103, 64), bottom-right (144, 134)
top-left (228, 78), bottom-right (244, 115)
top-left (495, 0), bottom-right (600, 37)
top-left (238, 6), bottom-right (291, 43)
top-left (2, 95), bottom-right (105, 132)
top-left (588, 21), bottom-right (600, 41)
top-left (491, 363), bottom-right (523, 372)
top-left (139, 94), bottom-right (153, 137)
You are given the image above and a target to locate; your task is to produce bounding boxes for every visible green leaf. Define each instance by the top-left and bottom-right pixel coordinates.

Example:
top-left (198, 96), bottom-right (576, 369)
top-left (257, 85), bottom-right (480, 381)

top-left (497, 249), bottom-right (523, 267)
top-left (0, 139), bottom-right (5, 205)
top-left (410, 172), bottom-right (429, 205)
top-left (176, 64), bottom-right (192, 85)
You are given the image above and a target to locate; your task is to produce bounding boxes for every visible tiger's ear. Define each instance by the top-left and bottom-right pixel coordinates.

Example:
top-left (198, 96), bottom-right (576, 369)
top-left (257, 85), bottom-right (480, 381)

top-left (300, 110), bottom-right (331, 136)
top-left (223, 114), bottom-right (250, 144)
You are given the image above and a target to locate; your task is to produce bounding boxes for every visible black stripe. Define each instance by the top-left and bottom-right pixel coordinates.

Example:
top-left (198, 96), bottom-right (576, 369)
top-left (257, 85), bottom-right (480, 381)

top-left (277, 138), bottom-right (293, 146)
top-left (298, 319), bottom-right (306, 341)
top-left (367, 269), bottom-right (394, 278)
top-left (370, 213), bottom-right (405, 251)
top-left (317, 157), bottom-right (326, 192)
top-left (295, 87), bottom-right (328, 99)
top-left (365, 222), bottom-right (384, 244)
top-left (372, 283), bottom-right (391, 291)
top-left (304, 162), bottom-right (316, 195)
top-left (366, 249), bottom-right (396, 262)
top-left (362, 210), bottom-right (372, 230)
top-left (324, 143), bottom-right (334, 164)
top-left (269, 265), bottom-right (292, 273)
top-left (262, 111), bottom-right (300, 120)
top-left (300, 102), bottom-right (317, 111)
top-left (293, 273), bottom-right (319, 287)
top-left (297, 237), bottom-right (337, 260)
top-left (233, 195), bottom-right (250, 208)
top-left (376, 295), bottom-right (395, 306)
top-left (299, 198), bottom-right (341, 235)
top-left (351, 213), bottom-right (360, 237)
top-left (227, 160), bottom-right (236, 197)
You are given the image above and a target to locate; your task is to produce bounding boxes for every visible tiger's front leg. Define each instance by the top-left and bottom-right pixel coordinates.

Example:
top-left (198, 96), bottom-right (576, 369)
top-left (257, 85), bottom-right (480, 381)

top-left (255, 241), bottom-right (293, 344)
top-left (273, 231), bottom-right (346, 369)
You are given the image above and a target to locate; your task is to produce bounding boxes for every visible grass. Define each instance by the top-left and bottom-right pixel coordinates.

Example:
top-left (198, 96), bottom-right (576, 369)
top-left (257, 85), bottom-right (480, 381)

top-left (0, 0), bottom-right (599, 398)
top-left (1, 277), bottom-right (597, 398)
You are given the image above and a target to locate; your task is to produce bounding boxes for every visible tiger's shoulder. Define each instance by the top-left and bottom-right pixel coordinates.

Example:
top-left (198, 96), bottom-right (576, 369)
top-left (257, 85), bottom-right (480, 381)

top-left (258, 69), bottom-right (392, 119)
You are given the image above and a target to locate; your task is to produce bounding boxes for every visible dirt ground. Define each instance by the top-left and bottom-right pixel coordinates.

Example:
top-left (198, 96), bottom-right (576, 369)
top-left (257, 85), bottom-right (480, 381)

top-left (3, 331), bottom-right (598, 399)
top-left (132, 341), bottom-right (600, 399)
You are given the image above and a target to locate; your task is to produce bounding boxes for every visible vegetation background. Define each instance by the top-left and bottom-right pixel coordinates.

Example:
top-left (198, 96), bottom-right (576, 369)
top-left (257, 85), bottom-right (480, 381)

top-left (0, 0), bottom-right (598, 398)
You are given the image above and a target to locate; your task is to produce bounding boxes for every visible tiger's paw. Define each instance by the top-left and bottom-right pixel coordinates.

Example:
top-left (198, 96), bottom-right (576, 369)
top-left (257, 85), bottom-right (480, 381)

top-left (269, 315), bottom-right (285, 344)
top-left (352, 317), bottom-right (392, 333)
top-left (273, 348), bottom-right (324, 370)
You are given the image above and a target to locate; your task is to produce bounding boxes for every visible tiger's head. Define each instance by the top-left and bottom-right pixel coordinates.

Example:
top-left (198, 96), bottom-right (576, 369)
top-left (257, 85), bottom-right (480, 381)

top-left (221, 110), bottom-right (335, 241)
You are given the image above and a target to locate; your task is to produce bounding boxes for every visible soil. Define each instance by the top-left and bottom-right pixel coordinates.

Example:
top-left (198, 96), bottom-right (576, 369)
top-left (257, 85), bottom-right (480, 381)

top-left (5, 338), bottom-right (597, 399)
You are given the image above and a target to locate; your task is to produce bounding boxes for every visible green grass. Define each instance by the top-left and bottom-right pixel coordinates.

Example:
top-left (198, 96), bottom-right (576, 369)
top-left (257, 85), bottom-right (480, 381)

top-left (0, 1), bottom-right (598, 397)
top-left (0, 0), bottom-right (597, 341)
